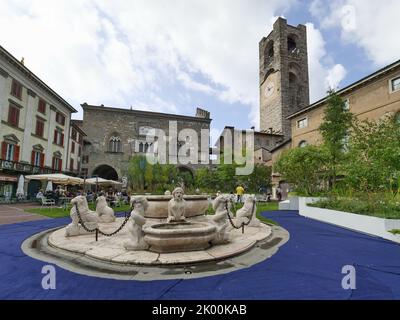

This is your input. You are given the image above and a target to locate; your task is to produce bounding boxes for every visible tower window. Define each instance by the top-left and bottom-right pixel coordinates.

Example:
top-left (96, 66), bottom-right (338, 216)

top-left (288, 37), bottom-right (297, 53)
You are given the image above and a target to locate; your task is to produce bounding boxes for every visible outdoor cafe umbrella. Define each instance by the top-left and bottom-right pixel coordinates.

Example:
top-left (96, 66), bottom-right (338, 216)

top-left (16, 175), bottom-right (25, 197)
top-left (45, 180), bottom-right (53, 192)
top-left (25, 173), bottom-right (84, 185)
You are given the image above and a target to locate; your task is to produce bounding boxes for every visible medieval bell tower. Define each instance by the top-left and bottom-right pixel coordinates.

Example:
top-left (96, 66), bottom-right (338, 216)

top-left (259, 17), bottom-right (310, 139)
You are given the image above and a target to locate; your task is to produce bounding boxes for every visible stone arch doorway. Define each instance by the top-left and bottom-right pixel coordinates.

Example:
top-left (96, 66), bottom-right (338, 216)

top-left (92, 165), bottom-right (119, 181)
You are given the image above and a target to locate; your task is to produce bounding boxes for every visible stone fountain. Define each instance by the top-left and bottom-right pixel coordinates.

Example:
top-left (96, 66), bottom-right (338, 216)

top-left (22, 186), bottom-right (288, 280)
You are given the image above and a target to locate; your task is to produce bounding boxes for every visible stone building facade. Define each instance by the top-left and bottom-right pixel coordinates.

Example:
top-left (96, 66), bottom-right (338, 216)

top-left (259, 17), bottom-right (310, 139)
top-left (79, 104), bottom-right (211, 183)
top-left (0, 45), bottom-right (77, 199)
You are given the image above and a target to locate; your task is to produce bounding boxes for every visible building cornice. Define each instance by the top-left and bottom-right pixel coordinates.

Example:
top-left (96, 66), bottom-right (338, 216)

top-left (0, 45), bottom-right (77, 113)
top-left (81, 103), bottom-right (212, 124)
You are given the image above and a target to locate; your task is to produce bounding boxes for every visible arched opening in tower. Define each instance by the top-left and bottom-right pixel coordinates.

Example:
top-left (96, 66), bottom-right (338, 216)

top-left (287, 36), bottom-right (297, 53)
top-left (92, 165), bottom-right (119, 181)
top-left (289, 72), bottom-right (299, 110)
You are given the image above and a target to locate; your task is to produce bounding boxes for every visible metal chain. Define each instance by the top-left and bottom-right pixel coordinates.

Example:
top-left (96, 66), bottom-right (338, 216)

top-left (225, 199), bottom-right (256, 231)
top-left (75, 203), bottom-right (132, 240)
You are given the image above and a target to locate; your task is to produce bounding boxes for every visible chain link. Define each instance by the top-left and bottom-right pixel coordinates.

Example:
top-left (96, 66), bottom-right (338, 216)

top-left (225, 199), bottom-right (256, 230)
top-left (75, 203), bottom-right (132, 240)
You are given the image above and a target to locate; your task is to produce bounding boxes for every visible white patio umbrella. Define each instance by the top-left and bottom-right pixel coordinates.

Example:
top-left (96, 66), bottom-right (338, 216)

top-left (25, 173), bottom-right (84, 185)
top-left (16, 175), bottom-right (25, 197)
top-left (85, 177), bottom-right (112, 185)
top-left (45, 180), bottom-right (53, 192)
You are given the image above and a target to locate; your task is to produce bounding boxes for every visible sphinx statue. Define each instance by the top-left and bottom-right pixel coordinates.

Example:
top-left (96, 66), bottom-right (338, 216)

top-left (65, 195), bottom-right (98, 237)
top-left (167, 187), bottom-right (186, 223)
top-left (95, 195), bottom-right (116, 223)
top-left (236, 195), bottom-right (260, 227)
top-left (124, 196), bottom-right (149, 251)
top-left (210, 195), bottom-right (230, 244)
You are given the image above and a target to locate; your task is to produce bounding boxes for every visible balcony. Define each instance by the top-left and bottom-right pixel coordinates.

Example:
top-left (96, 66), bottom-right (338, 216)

top-left (0, 159), bottom-right (59, 175)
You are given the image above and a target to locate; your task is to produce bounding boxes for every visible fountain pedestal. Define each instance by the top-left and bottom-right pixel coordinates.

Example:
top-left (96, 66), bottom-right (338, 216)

top-left (144, 222), bottom-right (217, 253)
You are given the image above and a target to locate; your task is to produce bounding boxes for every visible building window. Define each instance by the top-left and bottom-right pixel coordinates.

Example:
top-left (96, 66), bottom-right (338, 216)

top-left (55, 112), bottom-right (65, 125)
top-left (71, 128), bottom-right (77, 141)
top-left (10, 79), bottom-right (23, 99)
top-left (82, 155), bottom-right (89, 164)
top-left (31, 150), bottom-right (43, 167)
top-left (70, 158), bottom-right (74, 171)
top-left (81, 168), bottom-right (88, 177)
top-left (8, 104), bottom-right (20, 127)
top-left (71, 141), bottom-right (75, 154)
top-left (109, 136), bottom-right (122, 153)
top-left (52, 156), bottom-right (62, 171)
top-left (38, 99), bottom-right (46, 114)
top-left (78, 146), bottom-right (81, 157)
top-left (297, 118), bottom-right (308, 129)
top-left (53, 130), bottom-right (64, 146)
top-left (139, 142), bottom-right (144, 153)
top-left (35, 119), bottom-right (45, 137)
top-left (391, 77), bottom-right (400, 93)
top-left (1, 142), bottom-right (20, 162)
top-left (298, 140), bottom-right (307, 148)
top-left (343, 98), bottom-right (350, 111)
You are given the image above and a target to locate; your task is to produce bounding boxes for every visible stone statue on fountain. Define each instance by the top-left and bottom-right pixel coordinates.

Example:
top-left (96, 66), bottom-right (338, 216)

top-left (167, 187), bottom-right (186, 223)
top-left (95, 195), bottom-right (116, 223)
top-left (65, 195), bottom-right (98, 237)
top-left (124, 196), bottom-right (149, 251)
top-left (235, 195), bottom-right (260, 227)
top-left (210, 194), bottom-right (230, 244)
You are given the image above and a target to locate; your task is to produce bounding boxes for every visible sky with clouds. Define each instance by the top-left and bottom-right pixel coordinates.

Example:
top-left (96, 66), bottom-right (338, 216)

top-left (0, 0), bottom-right (399, 144)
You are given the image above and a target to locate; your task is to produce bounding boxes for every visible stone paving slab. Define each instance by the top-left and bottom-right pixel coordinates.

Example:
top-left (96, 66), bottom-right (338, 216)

top-left (0, 203), bottom-right (49, 225)
top-left (48, 217), bottom-right (272, 265)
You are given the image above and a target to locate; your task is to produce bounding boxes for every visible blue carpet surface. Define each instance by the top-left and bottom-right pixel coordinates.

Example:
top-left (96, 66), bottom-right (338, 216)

top-left (0, 211), bottom-right (399, 300)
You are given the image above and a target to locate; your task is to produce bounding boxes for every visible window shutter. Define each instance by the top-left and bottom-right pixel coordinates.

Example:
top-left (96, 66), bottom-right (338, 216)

top-left (14, 145), bottom-right (20, 162)
top-left (40, 153), bottom-right (45, 167)
top-left (53, 130), bottom-right (57, 143)
top-left (1, 142), bottom-right (7, 159)
top-left (61, 133), bottom-right (64, 146)
top-left (15, 108), bottom-right (19, 126)
top-left (52, 157), bottom-right (55, 170)
top-left (31, 151), bottom-right (35, 165)
top-left (59, 159), bottom-right (62, 171)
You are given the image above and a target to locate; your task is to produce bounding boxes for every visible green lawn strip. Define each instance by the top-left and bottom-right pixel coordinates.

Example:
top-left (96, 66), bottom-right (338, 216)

top-left (25, 204), bottom-right (131, 218)
top-left (309, 198), bottom-right (400, 219)
top-left (389, 229), bottom-right (400, 235)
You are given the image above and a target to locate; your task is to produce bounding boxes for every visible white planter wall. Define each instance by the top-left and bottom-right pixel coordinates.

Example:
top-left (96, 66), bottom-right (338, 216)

top-left (299, 197), bottom-right (400, 244)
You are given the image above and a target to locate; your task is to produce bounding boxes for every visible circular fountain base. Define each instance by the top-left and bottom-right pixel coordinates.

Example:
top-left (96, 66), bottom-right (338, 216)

top-left (43, 217), bottom-right (273, 265)
top-left (144, 221), bottom-right (216, 253)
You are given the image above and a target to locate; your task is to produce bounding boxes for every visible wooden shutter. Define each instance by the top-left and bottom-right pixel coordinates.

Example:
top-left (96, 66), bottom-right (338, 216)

top-left (14, 145), bottom-right (20, 162)
top-left (40, 153), bottom-right (45, 167)
top-left (52, 157), bottom-right (55, 170)
top-left (53, 130), bottom-right (57, 143)
top-left (61, 133), bottom-right (64, 146)
top-left (31, 150), bottom-right (35, 165)
top-left (59, 159), bottom-right (62, 171)
top-left (1, 142), bottom-right (7, 159)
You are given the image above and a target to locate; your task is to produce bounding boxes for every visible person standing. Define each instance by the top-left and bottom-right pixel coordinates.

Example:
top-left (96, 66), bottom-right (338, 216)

top-left (236, 184), bottom-right (245, 203)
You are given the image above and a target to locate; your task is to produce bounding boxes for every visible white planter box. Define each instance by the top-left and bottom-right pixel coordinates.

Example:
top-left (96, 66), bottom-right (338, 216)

top-left (298, 197), bottom-right (400, 244)
top-left (279, 196), bottom-right (300, 210)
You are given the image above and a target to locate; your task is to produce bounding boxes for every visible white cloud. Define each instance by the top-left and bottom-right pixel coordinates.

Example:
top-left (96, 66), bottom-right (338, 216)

top-left (0, 0), bottom-right (297, 128)
top-left (306, 23), bottom-right (347, 101)
top-left (310, 0), bottom-right (400, 66)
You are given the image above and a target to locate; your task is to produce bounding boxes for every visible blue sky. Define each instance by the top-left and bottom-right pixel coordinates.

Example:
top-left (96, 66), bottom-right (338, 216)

top-left (1, 0), bottom-right (399, 144)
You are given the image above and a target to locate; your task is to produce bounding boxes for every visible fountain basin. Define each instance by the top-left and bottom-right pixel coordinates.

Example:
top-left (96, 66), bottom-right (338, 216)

top-left (144, 222), bottom-right (216, 253)
top-left (143, 195), bottom-right (209, 219)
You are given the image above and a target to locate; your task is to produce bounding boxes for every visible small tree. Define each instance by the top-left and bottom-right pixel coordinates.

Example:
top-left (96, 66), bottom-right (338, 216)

top-left (345, 115), bottom-right (400, 195)
top-left (274, 145), bottom-right (328, 196)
